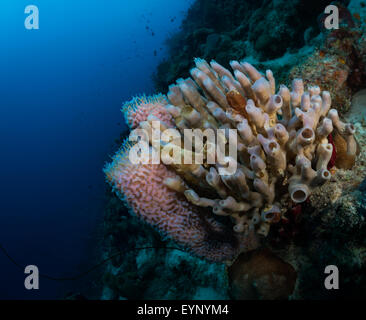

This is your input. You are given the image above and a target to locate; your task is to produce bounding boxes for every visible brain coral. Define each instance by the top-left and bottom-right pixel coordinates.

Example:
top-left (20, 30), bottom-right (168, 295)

top-left (105, 58), bottom-right (358, 263)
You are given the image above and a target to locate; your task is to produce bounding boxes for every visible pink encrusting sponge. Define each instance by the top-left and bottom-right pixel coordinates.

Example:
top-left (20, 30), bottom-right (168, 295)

top-left (104, 141), bottom-right (259, 262)
top-left (121, 94), bottom-right (174, 129)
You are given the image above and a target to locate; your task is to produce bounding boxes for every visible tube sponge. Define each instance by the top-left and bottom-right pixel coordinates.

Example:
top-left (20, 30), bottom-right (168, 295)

top-left (105, 58), bottom-right (358, 262)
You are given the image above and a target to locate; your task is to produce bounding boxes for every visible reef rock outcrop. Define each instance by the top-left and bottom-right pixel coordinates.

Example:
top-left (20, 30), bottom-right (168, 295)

top-left (228, 248), bottom-right (297, 300)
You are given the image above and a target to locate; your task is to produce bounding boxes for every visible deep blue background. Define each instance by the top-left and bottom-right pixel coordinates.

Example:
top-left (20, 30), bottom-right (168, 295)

top-left (0, 0), bottom-right (193, 299)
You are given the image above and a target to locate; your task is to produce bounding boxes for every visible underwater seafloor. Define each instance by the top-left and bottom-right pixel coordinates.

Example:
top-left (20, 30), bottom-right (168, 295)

top-left (98, 0), bottom-right (366, 300)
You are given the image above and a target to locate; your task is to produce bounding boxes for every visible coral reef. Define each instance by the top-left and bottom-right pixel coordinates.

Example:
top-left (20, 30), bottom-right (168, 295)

top-left (155, 0), bottom-right (366, 118)
top-left (101, 0), bottom-right (366, 300)
top-left (102, 86), bottom-right (366, 299)
top-left (153, 0), bottom-right (342, 92)
top-left (266, 90), bottom-right (366, 299)
top-left (105, 57), bottom-right (357, 265)
top-left (290, 1), bottom-right (366, 114)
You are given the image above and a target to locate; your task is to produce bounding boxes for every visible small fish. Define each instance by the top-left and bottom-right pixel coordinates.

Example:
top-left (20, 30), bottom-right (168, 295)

top-left (353, 13), bottom-right (361, 21)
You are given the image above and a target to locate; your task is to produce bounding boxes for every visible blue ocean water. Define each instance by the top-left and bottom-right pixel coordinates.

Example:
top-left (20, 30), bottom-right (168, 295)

top-left (0, 0), bottom-right (193, 299)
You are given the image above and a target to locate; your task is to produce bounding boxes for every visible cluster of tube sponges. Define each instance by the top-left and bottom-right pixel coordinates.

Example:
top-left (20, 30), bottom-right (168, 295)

top-left (105, 58), bottom-right (357, 261)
